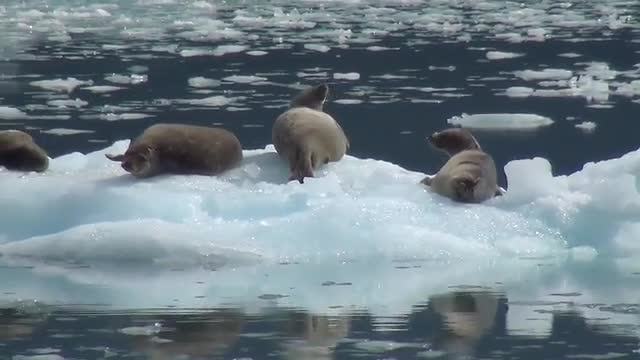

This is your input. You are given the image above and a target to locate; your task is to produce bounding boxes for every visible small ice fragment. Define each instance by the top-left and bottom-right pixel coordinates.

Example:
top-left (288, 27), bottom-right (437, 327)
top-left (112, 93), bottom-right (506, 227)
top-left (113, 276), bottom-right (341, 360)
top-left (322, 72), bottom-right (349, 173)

top-left (100, 113), bottom-right (153, 121)
top-left (213, 45), bottom-right (247, 56)
top-left (0, 106), bottom-right (28, 119)
top-left (505, 87), bottom-right (534, 98)
top-left (486, 51), bottom-right (524, 60)
top-left (118, 324), bottom-right (162, 336)
top-left (575, 121), bottom-right (596, 133)
top-left (333, 72), bottom-right (360, 80)
top-left (186, 96), bottom-right (235, 107)
top-left (41, 128), bottom-right (94, 136)
top-left (47, 98), bottom-right (88, 108)
top-left (514, 69), bottom-right (573, 81)
top-left (304, 44), bottom-right (330, 53)
top-left (222, 75), bottom-right (267, 84)
top-left (335, 99), bottom-right (363, 104)
top-left (82, 86), bottom-right (124, 93)
top-left (30, 78), bottom-right (93, 93)
top-left (247, 50), bottom-right (268, 56)
top-left (188, 77), bottom-right (221, 88)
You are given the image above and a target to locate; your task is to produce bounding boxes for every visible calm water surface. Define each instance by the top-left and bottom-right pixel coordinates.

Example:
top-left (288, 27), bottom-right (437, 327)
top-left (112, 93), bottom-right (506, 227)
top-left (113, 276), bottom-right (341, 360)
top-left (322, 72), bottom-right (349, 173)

top-left (1, 0), bottom-right (640, 358)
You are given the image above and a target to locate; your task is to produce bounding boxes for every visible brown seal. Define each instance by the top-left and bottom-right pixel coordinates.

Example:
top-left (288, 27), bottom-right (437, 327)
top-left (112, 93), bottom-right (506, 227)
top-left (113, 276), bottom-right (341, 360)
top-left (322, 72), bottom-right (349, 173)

top-left (0, 130), bottom-right (49, 173)
top-left (272, 83), bottom-right (350, 183)
top-left (421, 128), bottom-right (504, 203)
top-left (105, 123), bottom-right (243, 178)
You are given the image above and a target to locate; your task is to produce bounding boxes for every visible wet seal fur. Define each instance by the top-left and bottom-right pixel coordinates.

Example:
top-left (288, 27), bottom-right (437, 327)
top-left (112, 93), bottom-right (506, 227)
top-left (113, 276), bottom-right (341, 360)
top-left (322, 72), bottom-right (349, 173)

top-left (272, 83), bottom-right (349, 183)
top-left (421, 128), bottom-right (505, 203)
top-left (0, 130), bottom-right (49, 173)
top-left (105, 123), bottom-right (243, 178)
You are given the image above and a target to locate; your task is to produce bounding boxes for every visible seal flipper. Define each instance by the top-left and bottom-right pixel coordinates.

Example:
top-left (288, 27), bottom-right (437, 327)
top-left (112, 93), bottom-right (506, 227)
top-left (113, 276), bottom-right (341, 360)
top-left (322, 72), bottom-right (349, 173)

top-left (495, 186), bottom-right (506, 197)
top-left (453, 176), bottom-right (479, 203)
top-left (421, 175), bottom-right (433, 186)
top-left (105, 153), bottom-right (125, 162)
top-left (288, 144), bottom-right (314, 184)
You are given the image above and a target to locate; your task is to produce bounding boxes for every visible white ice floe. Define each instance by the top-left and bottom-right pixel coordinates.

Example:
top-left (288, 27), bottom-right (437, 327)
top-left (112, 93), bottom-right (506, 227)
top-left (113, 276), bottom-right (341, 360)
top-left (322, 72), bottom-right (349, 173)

top-left (188, 77), bottom-right (221, 88)
top-left (46, 98), bottom-right (88, 108)
top-left (0, 106), bottom-right (28, 120)
top-left (222, 75), bottom-right (267, 84)
top-left (514, 69), bottom-right (573, 81)
top-left (447, 113), bottom-right (554, 130)
top-left (40, 128), bottom-right (94, 135)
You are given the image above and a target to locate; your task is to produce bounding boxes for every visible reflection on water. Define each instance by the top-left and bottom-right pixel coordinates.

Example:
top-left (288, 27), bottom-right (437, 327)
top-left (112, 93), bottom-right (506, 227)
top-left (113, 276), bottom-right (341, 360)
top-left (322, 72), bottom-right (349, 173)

top-left (1, 286), bottom-right (639, 359)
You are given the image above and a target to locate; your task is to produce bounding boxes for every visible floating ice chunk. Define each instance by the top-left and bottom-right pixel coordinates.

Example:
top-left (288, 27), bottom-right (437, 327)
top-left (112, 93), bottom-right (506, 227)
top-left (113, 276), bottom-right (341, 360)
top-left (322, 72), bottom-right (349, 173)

top-left (128, 65), bottom-right (149, 73)
top-left (366, 46), bottom-right (397, 51)
top-left (30, 78), bottom-right (93, 93)
top-left (13, 355), bottom-right (65, 360)
top-left (82, 85), bottom-right (124, 93)
top-left (447, 113), bottom-right (554, 130)
top-left (185, 95), bottom-right (235, 107)
top-left (335, 99), bottom-right (363, 105)
top-left (41, 128), bottom-right (94, 136)
top-left (333, 72), bottom-right (360, 80)
top-left (575, 121), bottom-right (596, 133)
top-left (614, 80), bottom-right (640, 97)
top-left (46, 98), bottom-right (88, 108)
top-left (486, 51), bottom-right (524, 60)
top-left (247, 50), bottom-right (268, 56)
top-left (118, 324), bottom-right (162, 336)
top-left (179, 49), bottom-right (211, 57)
top-left (558, 52), bottom-right (582, 58)
top-left (100, 113), bottom-right (153, 121)
top-left (105, 74), bottom-right (148, 85)
top-left (583, 62), bottom-right (617, 80)
top-left (0, 106), bottom-right (28, 120)
top-left (304, 44), bottom-right (330, 53)
top-left (222, 75), bottom-right (267, 84)
top-left (213, 45), bottom-right (247, 56)
top-left (188, 77), bottom-right (221, 88)
top-left (514, 69), bottom-right (573, 81)
top-left (505, 87), bottom-right (534, 98)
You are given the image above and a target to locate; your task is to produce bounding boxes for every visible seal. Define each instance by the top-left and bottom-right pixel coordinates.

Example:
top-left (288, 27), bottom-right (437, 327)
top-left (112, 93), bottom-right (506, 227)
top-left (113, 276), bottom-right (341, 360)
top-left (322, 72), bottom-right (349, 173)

top-left (0, 130), bottom-right (49, 173)
top-left (272, 83), bottom-right (349, 183)
top-left (105, 123), bottom-right (243, 178)
top-left (421, 128), bottom-right (504, 203)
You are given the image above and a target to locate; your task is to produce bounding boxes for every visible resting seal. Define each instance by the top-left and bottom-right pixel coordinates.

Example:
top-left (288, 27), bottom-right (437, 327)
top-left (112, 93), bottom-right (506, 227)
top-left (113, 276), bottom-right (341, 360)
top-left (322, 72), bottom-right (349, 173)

top-left (106, 123), bottom-right (243, 178)
top-left (421, 128), bottom-right (504, 203)
top-left (0, 130), bottom-right (49, 172)
top-left (272, 83), bottom-right (349, 183)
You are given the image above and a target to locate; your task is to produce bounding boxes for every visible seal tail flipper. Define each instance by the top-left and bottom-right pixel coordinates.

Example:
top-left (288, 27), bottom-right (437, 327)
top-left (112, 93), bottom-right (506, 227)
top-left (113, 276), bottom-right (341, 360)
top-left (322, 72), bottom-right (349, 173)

top-left (105, 153), bottom-right (125, 162)
top-left (288, 144), bottom-right (314, 184)
top-left (453, 176), bottom-right (479, 203)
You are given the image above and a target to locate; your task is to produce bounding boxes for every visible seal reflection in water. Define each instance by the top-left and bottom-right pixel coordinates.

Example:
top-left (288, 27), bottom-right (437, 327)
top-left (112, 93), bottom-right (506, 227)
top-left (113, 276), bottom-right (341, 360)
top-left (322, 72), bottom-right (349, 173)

top-left (105, 123), bottom-right (243, 178)
top-left (272, 83), bottom-right (350, 183)
top-left (0, 130), bottom-right (49, 173)
top-left (421, 128), bottom-right (504, 203)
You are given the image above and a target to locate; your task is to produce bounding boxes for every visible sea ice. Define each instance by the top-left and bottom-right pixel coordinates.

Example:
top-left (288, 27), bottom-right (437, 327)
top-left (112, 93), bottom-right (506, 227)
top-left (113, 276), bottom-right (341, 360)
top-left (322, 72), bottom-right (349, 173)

top-left (46, 98), bottom-right (88, 108)
top-left (41, 128), bottom-right (94, 136)
top-left (222, 75), bottom-right (267, 84)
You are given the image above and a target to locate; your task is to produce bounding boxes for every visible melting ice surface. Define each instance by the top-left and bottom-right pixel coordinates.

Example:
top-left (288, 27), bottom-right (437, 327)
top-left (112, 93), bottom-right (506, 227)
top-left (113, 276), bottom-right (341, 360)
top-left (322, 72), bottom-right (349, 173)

top-left (1, 141), bottom-right (640, 316)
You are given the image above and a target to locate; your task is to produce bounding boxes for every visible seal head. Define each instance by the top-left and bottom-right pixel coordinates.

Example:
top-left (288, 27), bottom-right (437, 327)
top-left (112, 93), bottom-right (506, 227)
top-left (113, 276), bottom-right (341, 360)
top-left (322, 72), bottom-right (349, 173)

top-left (290, 83), bottom-right (329, 111)
top-left (428, 128), bottom-right (481, 157)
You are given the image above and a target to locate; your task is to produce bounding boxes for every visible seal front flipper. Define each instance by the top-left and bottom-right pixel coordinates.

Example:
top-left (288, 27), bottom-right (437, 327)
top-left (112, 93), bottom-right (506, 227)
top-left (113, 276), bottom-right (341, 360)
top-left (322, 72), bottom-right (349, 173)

top-left (495, 186), bottom-right (506, 197)
top-left (453, 176), bottom-right (479, 203)
top-left (105, 153), bottom-right (125, 162)
top-left (421, 175), bottom-right (433, 186)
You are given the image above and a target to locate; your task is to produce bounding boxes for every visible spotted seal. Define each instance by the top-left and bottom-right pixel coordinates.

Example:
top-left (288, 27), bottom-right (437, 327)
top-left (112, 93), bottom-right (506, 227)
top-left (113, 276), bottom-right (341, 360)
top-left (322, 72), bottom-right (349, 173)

top-left (0, 130), bottom-right (49, 172)
top-left (421, 128), bottom-right (504, 203)
top-left (106, 123), bottom-right (243, 178)
top-left (272, 83), bottom-right (349, 183)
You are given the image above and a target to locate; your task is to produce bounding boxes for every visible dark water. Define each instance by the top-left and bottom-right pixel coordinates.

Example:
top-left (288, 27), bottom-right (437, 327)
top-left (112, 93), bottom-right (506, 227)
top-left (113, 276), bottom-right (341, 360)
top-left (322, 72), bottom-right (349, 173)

top-left (1, 0), bottom-right (640, 358)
